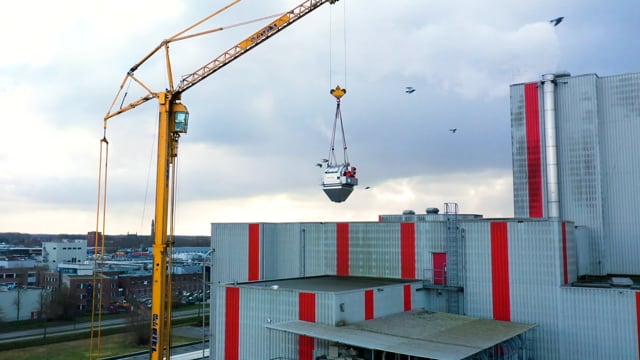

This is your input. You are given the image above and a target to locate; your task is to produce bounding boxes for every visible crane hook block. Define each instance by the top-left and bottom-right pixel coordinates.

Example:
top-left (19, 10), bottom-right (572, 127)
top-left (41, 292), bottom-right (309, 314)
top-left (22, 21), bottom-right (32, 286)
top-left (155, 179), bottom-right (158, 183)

top-left (330, 85), bottom-right (346, 100)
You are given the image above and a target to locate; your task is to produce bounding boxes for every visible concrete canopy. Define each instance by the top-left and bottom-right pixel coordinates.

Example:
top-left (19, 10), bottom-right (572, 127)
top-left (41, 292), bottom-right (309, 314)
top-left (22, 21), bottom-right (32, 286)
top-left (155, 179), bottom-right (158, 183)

top-left (267, 310), bottom-right (535, 360)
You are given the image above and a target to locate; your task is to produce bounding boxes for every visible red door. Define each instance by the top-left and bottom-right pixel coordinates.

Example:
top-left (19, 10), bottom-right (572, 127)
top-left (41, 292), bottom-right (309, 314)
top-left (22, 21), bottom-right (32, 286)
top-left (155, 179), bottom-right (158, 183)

top-left (433, 252), bottom-right (447, 285)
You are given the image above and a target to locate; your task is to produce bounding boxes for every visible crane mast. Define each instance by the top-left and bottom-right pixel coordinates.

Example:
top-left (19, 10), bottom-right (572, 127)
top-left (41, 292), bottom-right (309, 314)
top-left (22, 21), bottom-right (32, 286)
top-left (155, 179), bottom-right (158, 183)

top-left (102, 1), bottom-right (340, 359)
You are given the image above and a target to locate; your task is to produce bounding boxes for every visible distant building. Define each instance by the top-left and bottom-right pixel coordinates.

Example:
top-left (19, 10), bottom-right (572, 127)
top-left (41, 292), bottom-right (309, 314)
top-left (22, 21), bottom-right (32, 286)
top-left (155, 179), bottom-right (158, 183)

top-left (42, 239), bottom-right (87, 270)
top-left (0, 259), bottom-right (38, 288)
top-left (0, 287), bottom-right (42, 321)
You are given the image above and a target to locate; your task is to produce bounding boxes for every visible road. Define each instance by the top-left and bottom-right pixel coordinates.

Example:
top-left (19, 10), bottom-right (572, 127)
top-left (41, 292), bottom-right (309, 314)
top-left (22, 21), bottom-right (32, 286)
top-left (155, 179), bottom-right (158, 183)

top-left (0, 308), bottom-right (202, 344)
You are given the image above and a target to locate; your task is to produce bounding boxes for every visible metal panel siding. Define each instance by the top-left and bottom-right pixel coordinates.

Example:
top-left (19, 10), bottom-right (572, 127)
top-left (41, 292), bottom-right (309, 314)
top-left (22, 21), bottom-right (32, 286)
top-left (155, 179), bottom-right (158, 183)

top-left (561, 223), bottom-right (569, 285)
top-left (262, 223), bottom-right (302, 279)
top-left (364, 289), bottom-right (374, 320)
top-left (239, 287), bottom-right (300, 360)
top-left (490, 222), bottom-right (511, 321)
top-left (637, 292), bottom-right (640, 359)
top-left (298, 292), bottom-right (316, 360)
top-left (555, 74), bottom-right (605, 274)
top-left (348, 223), bottom-right (401, 278)
top-left (403, 284), bottom-right (412, 311)
top-left (598, 73), bottom-right (640, 274)
top-left (511, 84), bottom-right (532, 218)
top-left (462, 222), bottom-right (494, 319)
top-left (524, 82), bottom-right (544, 218)
top-left (417, 222), bottom-right (447, 282)
top-left (336, 223), bottom-right (350, 276)
top-left (212, 224), bottom-right (251, 284)
top-left (225, 287), bottom-right (240, 360)
top-left (303, 223), bottom-right (336, 276)
top-left (574, 225), bottom-right (592, 275)
top-left (400, 222), bottom-right (416, 279)
top-left (507, 221), bottom-right (564, 356)
top-left (248, 223), bottom-right (260, 281)
top-left (558, 287), bottom-right (639, 359)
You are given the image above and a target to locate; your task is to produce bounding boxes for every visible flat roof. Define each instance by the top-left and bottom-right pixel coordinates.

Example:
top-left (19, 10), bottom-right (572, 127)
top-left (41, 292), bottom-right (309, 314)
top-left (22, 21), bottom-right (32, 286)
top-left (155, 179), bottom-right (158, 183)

top-left (242, 276), bottom-right (416, 292)
top-left (267, 310), bottom-right (535, 359)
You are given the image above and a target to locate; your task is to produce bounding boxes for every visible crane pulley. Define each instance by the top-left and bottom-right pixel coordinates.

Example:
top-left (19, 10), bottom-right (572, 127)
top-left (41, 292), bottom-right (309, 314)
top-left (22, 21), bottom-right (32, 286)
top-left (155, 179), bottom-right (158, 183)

top-left (321, 85), bottom-right (358, 203)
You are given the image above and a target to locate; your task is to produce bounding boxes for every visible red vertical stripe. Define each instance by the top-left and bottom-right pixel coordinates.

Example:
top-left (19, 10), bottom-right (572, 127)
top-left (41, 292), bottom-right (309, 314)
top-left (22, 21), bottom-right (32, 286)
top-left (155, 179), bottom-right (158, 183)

top-left (400, 223), bottom-right (416, 279)
top-left (299, 292), bottom-right (316, 360)
top-left (365, 289), bottom-right (374, 320)
top-left (491, 222), bottom-right (511, 321)
top-left (525, 83), bottom-right (544, 218)
top-left (562, 222), bottom-right (569, 285)
top-left (403, 284), bottom-right (412, 311)
top-left (225, 287), bottom-right (240, 360)
top-left (336, 223), bottom-right (350, 276)
top-left (636, 292), bottom-right (640, 358)
top-left (248, 224), bottom-right (260, 281)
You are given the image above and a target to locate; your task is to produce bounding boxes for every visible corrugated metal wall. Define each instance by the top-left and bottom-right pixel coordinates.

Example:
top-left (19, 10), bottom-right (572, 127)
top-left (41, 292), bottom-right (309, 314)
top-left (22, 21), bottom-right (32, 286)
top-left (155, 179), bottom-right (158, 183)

top-left (510, 82), bottom-right (534, 218)
top-left (302, 223), bottom-right (336, 277)
top-left (262, 223), bottom-right (303, 279)
top-left (559, 287), bottom-right (639, 359)
top-left (462, 221), bottom-right (494, 319)
top-left (597, 73), bottom-right (640, 274)
top-left (554, 74), bottom-right (606, 274)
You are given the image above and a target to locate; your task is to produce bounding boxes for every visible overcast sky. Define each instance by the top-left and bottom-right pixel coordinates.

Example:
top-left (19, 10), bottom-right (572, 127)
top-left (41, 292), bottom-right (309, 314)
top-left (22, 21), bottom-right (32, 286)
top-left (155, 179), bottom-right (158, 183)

top-left (1, 0), bottom-right (638, 236)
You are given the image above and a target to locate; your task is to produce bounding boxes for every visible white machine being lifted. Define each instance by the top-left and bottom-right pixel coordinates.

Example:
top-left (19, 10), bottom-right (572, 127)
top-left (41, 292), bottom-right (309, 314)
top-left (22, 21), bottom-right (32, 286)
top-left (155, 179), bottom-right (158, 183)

top-left (321, 85), bottom-right (358, 203)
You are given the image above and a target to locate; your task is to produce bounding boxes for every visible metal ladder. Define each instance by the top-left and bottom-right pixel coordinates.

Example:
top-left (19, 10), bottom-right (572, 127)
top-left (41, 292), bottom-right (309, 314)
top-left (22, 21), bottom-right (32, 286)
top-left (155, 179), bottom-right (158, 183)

top-left (445, 202), bottom-right (461, 314)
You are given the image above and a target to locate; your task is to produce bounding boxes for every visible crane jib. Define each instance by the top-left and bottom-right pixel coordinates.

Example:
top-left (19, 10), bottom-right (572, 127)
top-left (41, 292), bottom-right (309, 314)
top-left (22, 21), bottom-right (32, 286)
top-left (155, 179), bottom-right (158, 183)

top-left (239, 14), bottom-right (290, 50)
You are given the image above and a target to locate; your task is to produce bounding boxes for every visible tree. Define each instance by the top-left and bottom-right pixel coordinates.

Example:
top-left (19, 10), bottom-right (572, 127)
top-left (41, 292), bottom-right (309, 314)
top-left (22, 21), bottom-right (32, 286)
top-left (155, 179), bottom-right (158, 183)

top-left (126, 298), bottom-right (150, 345)
top-left (51, 283), bottom-right (75, 321)
top-left (12, 286), bottom-right (24, 321)
top-left (38, 288), bottom-right (53, 338)
top-left (12, 267), bottom-right (29, 321)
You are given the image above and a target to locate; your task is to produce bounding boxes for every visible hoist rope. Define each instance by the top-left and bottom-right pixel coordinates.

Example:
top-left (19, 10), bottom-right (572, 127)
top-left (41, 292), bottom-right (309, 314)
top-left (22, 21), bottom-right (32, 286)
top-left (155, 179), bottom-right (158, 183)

top-left (90, 130), bottom-right (110, 359)
top-left (328, 99), bottom-right (349, 166)
top-left (326, 3), bottom-right (350, 168)
top-left (342, 1), bottom-right (348, 89)
top-left (165, 139), bottom-right (179, 358)
top-left (139, 119), bottom-right (158, 235)
top-left (328, 3), bottom-right (348, 89)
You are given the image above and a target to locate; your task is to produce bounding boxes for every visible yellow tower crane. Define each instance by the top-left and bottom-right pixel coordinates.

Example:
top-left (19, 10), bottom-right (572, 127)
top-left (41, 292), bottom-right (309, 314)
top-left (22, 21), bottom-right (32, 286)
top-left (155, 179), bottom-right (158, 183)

top-left (100, 1), bottom-right (340, 359)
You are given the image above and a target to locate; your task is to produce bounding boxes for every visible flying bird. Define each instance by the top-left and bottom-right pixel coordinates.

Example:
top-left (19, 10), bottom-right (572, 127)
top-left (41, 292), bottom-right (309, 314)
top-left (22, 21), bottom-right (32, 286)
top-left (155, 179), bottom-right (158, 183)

top-left (449, 128), bottom-right (457, 134)
top-left (316, 163), bottom-right (323, 167)
top-left (549, 17), bottom-right (564, 27)
top-left (405, 86), bottom-right (416, 94)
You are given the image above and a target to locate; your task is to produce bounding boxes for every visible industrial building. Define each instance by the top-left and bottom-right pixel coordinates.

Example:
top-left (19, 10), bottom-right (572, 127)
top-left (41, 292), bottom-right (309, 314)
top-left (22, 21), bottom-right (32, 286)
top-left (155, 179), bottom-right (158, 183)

top-left (209, 71), bottom-right (640, 359)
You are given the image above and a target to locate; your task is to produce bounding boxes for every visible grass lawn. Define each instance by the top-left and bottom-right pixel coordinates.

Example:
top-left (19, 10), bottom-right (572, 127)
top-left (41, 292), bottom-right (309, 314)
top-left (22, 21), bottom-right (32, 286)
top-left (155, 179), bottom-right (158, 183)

top-left (0, 333), bottom-right (197, 360)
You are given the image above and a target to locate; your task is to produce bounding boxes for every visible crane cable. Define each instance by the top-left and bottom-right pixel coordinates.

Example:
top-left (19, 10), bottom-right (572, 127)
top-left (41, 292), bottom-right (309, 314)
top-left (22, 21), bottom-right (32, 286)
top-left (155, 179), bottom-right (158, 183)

top-left (327, 3), bottom-right (349, 167)
top-left (90, 128), bottom-right (110, 359)
top-left (165, 139), bottom-right (180, 359)
top-left (328, 3), bottom-right (348, 89)
top-left (328, 95), bottom-right (349, 167)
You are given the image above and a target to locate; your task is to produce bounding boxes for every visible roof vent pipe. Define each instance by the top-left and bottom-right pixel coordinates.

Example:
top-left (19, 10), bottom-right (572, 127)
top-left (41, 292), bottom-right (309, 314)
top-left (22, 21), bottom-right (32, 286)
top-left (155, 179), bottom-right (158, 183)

top-left (542, 73), bottom-right (560, 218)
